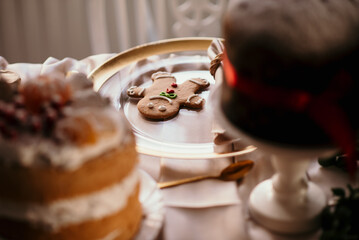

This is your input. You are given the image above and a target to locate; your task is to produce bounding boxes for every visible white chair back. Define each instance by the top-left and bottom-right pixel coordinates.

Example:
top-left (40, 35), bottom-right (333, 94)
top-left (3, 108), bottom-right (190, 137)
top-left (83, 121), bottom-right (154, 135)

top-left (0, 0), bottom-right (228, 63)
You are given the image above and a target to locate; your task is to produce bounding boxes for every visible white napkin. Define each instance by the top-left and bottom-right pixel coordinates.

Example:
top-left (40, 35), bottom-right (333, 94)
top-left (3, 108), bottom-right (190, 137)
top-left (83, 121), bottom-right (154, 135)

top-left (158, 158), bottom-right (241, 208)
top-left (138, 140), bottom-right (251, 208)
top-left (4, 54), bottom-right (115, 82)
top-left (162, 204), bottom-right (249, 240)
top-left (0, 56), bottom-right (8, 70)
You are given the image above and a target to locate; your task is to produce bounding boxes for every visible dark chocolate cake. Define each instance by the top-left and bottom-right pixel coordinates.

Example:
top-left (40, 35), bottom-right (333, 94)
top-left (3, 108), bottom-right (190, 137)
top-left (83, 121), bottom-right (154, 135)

top-left (221, 0), bottom-right (359, 148)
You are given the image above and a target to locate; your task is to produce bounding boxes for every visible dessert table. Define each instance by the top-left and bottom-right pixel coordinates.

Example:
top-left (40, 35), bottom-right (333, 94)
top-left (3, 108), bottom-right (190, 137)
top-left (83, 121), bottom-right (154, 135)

top-left (0, 51), bottom-right (354, 240)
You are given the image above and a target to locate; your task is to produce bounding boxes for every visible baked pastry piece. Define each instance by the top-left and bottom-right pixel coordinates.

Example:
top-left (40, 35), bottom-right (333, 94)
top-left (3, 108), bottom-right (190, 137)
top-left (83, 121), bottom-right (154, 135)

top-left (127, 72), bottom-right (210, 120)
top-left (0, 71), bottom-right (141, 240)
top-left (222, 0), bottom-right (359, 148)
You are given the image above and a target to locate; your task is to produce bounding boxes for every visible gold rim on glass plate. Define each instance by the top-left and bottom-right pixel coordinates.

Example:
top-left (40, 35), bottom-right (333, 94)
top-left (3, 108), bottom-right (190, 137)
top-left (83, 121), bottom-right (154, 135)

top-left (88, 37), bottom-right (218, 91)
top-left (136, 145), bottom-right (256, 159)
top-left (88, 37), bottom-right (256, 159)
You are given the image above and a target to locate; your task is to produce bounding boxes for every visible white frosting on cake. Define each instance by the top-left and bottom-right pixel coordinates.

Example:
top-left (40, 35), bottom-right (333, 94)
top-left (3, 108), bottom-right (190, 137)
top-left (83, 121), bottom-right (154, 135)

top-left (0, 169), bottom-right (139, 231)
top-left (100, 229), bottom-right (121, 240)
top-left (0, 108), bottom-right (128, 170)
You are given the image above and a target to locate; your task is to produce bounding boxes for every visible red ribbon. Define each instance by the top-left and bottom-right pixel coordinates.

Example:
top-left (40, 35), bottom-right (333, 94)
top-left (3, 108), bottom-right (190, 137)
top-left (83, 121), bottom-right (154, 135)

top-left (223, 50), bottom-right (357, 177)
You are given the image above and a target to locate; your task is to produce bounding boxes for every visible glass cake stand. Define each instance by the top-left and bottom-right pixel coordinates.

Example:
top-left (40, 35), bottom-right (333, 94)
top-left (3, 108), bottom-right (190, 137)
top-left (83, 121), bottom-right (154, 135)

top-left (89, 38), bottom-right (256, 160)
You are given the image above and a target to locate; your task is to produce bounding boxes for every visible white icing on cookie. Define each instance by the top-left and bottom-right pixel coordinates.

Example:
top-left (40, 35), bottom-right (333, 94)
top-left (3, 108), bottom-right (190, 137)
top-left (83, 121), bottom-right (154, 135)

top-left (189, 79), bottom-right (208, 86)
top-left (186, 94), bottom-right (199, 103)
top-left (149, 96), bottom-right (172, 104)
top-left (138, 87), bottom-right (145, 96)
top-left (127, 86), bottom-right (144, 96)
top-left (155, 75), bottom-right (175, 79)
top-left (127, 86), bottom-right (137, 96)
top-left (195, 98), bottom-right (204, 105)
top-left (158, 105), bottom-right (166, 112)
top-left (151, 72), bottom-right (174, 80)
top-left (147, 102), bottom-right (154, 109)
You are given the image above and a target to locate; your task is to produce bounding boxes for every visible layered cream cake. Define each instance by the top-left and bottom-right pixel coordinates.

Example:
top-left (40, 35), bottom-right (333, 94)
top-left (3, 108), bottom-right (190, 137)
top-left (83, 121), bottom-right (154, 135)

top-left (0, 71), bottom-right (142, 240)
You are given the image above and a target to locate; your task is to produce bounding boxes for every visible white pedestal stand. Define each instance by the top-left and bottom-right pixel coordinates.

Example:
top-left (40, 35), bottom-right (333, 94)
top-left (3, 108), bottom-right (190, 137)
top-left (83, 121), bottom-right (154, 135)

top-left (242, 133), bottom-right (336, 234)
top-left (248, 152), bottom-right (327, 234)
top-left (225, 127), bottom-right (335, 233)
top-left (212, 88), bottom-right (336, 234)
top-left (231, 130), bottom-right (334, 234)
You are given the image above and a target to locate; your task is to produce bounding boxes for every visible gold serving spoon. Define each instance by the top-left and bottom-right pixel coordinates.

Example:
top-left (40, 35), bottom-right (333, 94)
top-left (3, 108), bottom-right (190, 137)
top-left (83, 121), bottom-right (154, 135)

top-left (158, 160), bottom-right (254, 189)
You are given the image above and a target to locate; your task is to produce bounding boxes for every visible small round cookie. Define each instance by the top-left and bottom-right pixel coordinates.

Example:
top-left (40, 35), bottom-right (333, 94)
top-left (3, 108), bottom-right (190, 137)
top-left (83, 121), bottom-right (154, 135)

top-left (127, 72), bottom-right (210, 120)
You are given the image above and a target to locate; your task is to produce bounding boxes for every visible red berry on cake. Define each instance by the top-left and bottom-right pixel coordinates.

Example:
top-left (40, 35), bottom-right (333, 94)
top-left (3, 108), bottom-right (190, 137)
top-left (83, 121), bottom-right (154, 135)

top-left (20, 76), bottom-right (72, 113)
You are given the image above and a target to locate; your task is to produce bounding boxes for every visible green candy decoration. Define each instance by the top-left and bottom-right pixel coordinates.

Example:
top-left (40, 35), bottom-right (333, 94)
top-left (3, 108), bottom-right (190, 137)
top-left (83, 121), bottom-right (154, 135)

top-left (160, 91), bottom-right (177, 99)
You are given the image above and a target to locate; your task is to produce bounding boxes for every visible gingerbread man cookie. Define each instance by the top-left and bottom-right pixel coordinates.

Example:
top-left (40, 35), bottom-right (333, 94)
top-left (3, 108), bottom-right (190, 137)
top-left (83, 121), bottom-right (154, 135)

top-left (127, 72), bottom-right (210, 120)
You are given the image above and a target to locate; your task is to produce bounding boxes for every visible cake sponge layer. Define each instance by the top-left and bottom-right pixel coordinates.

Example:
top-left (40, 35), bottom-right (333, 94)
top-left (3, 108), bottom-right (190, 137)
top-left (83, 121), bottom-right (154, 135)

top-left (0, 185), bottom-right (142, 240)
top-left (0, 139), bottom-right (137, 203)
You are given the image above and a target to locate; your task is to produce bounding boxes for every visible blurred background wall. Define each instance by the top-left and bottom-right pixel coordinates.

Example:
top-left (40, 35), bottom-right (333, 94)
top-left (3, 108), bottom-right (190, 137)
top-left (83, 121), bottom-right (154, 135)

top-left (0, 0), bottom-right (227, 63)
